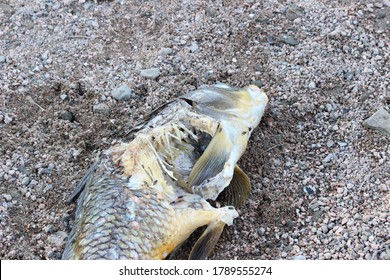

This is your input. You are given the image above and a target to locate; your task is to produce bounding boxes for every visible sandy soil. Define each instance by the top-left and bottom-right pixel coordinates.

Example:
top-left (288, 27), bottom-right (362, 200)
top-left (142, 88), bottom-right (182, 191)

top-left (0, 0), bottom-right (389, 260)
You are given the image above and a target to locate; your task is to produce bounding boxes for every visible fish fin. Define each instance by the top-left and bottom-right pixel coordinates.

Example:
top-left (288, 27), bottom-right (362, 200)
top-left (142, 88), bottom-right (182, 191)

top-left (189, 222), bottom-right (225, 260)
top-left (67, 157), bottom-right (100, 204)
top-left (217, 165), bottom-right (251, 208)
top-left (187, 125), bottom-right (231, 188)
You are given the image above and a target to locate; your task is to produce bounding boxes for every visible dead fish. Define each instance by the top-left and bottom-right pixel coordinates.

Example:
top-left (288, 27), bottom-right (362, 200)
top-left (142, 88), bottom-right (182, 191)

top-left (62, 84), bottom-right (268, 260)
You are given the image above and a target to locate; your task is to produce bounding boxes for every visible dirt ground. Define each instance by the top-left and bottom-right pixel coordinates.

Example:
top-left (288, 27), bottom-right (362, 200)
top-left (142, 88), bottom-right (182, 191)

top-left (1, 0), bottom-right (389, 260)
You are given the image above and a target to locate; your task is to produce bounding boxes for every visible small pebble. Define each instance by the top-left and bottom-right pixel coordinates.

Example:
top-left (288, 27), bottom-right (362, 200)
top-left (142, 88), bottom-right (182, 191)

top-left (190, 42), bottom-right (199, 53)
top-left (140, 68), bottom-right (160, 79)
top-left (324, 252), bottom-right (332, 259)
top-left (22, 177), bottom-right (30, 186)
top-left (48, 231), bottom-right (68, 247)
top-left (0, 55), bottom-right (6, 63)
top-left (158, 47), bottom-right (173, 56)
top-left (278, 34), bottom-right (299, 46)
top-left (323, 153), bottom-right (334, 163)
top-left (111, 84), bottom-right (132, 101)
top-left (326, 139), bottom-right (334, 147)
top-left (3, 194), bottom-right (12, 202)
top-left (58, 110), bottom-right (74, 122)
top-left (41, 51), bottom-right (49, 61)
top-left (93, 103), bottom-right (110, 114)
top-left (362, 108), bottom-right (390, 136)
top-left (4, 114), bottom-right (13, 124)
top-left (258, 227), bottom-right (266, 236)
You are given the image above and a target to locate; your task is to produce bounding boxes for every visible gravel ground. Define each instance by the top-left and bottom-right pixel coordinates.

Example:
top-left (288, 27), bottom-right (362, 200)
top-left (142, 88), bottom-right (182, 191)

top-left (1, 0), bottom-right (389, 260)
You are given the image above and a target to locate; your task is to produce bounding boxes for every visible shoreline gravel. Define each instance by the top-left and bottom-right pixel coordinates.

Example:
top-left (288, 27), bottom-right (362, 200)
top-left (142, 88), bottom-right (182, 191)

top-left (1, 0), bottom-right (389, 260)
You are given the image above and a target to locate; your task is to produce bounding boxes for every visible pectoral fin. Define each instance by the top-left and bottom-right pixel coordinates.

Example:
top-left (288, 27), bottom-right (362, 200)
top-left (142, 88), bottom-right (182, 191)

top-left (187, 125), bottom-right (231, 188)
top-left (189, 221), bottom-right (225, 260)
top-left (217, 165), bottom-right (251, 208)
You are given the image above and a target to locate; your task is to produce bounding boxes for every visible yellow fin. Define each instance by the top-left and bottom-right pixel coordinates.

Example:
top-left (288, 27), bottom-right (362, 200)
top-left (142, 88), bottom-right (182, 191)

top-left (217, 165), bottom-right (251, 208)
top-left (189, 221), bottom-right (225, 260)
top-left (187, 125), bottom-right (231, 188)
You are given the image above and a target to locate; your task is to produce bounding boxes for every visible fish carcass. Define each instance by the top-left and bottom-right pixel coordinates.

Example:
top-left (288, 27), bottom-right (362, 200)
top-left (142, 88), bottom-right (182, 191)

top-left (62, 84), bottom-right (268, 260)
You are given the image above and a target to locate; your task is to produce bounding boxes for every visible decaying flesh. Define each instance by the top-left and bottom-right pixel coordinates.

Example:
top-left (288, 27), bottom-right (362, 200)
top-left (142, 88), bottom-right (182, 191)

top-left (62, 84), bottom-right (268, 260)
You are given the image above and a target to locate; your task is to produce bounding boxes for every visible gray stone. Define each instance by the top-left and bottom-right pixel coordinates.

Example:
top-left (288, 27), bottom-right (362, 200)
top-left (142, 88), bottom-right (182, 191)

top-left (308, 81), bottom-right (316, 89)
top-left (258, 227), bottom-right (266, 236)
top-left (140, 68), bottom-right (160, 79)
top-left (326, 139), bottom-right (335, 147)
top-left (41, 51), bottom-right (49, 61)
top-left (338, 141), bottom-right (347, 147)
top-left (312, 209), bottom-right (324, 221)
top-left (111, 84), bottom-right (132, 101)
top-left (22, 177), bottom-right (30, 186)
top-left (190, 42), bottom-right (199, 53)
top-left (3, 194), bottom-right (12, 202)
top-left (323, 153), bottom-right (334, 163)
top-left (43, 184), bottom-right (53, 193)
top-left (4, 114), bottom-right (12, 124)
top-left (362, 108), bottom-right (390, 136)
top-left (326, 103), bottom-right (333, 112)
top-left (159, 47), bottom-right (173, 56)
top-left (48, 231), bottom-right (68, 247)
top-left (0, 55), bottom-right (6, 63)
top-left (285, 5), bottom-right (305, 21)
top-left (324, 252), bottom-right (332, 259)
top-left (43, 224), bottom-right (54, 233)
top-left (293, 255), bottom-right (306, 260)
top-left (93, 103), bottom-right (110, 114)
top-left (60, 94), bottom-right (68, 101)
top-left (252, 80), bottom-right (264, 88)
top-left (278, 34), bottom-right (299, 46)
top-left (58, 110), bottom-right (74, 122)
top-left (0, 3), bottom-right (14, 15)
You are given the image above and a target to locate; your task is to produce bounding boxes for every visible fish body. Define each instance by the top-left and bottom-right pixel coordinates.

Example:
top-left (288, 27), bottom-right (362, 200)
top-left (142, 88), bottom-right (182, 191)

top-left (62, 84), bottom-right (268, 260)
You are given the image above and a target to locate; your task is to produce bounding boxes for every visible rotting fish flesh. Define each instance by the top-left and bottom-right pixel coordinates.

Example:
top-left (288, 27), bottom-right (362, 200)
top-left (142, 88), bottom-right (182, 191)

top-left (62, 84), bottom-right (268, 260)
